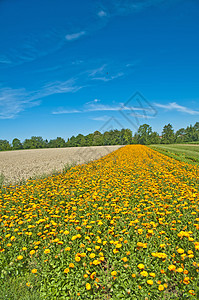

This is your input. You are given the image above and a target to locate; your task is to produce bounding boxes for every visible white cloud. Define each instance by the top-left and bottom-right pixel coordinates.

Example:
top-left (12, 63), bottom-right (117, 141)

top-left (91, 72), bottom-right (124, 82)
top-left (98, 10), bottom-right (107, 17)
top-left (65, 31), bottom-right (86, 41)
top-left (90, 116), bottom-right (109, 121)
top-left (0, 88), bottom-right (40, 119)
top-left (52, 99), bottom-right (156, 115)
top-left (130, 112), bottom-right (155, 119)
top-left (88, 64), bottom-right (107, 77)
top-left (52, 109), bottom-right (81, 115)
top-left (0, 79), bottom-right (84, 119)
top-left (154, 102), bottom-right (199, 115)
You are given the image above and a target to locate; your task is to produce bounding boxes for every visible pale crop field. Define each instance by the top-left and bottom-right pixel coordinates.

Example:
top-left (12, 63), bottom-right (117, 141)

top-left (0, 145), bottom-right (122, 186)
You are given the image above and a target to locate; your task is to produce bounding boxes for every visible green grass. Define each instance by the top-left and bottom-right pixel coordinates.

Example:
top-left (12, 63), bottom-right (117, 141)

top-left (149, 144), bottom-right (199, 165)
top-left (0, 275), bottom-right (41, 300)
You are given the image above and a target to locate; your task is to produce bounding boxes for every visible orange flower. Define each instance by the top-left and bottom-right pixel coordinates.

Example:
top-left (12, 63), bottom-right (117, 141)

top-left (64, 268), bottom-right (69, 273)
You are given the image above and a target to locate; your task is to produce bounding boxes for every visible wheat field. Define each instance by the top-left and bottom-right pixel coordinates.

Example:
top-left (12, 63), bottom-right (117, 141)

top-left (0, 146), bottom-right (122, 185)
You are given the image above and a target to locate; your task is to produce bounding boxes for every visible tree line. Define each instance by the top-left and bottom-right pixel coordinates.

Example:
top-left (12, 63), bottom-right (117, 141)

top-left (0, 122), bottom-right (198, 151)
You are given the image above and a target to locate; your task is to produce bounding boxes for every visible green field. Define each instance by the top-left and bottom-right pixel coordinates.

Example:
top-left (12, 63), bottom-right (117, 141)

top-left (149, 144), bottom-right (199, 165)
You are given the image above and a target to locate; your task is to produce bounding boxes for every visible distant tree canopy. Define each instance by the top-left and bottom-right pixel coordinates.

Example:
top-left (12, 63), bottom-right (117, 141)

top-left (0, 122), bottom-right (198, 151)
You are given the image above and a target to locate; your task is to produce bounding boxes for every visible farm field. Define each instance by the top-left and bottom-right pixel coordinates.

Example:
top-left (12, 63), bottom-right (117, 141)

top-left (149, 144), bottom-right (199, 165)
top-left (0, 145), bottom-right (122, 186)
top-left (0, 145), bottom-right (198, 299)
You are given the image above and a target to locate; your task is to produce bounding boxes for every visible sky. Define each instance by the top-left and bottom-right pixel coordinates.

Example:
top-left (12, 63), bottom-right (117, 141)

top-left (0, 0), bottom-right (199, 142)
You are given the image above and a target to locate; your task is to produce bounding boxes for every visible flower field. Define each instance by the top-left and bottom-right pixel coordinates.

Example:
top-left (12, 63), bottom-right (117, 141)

top-left (0, 145), bottom-right (198, 299)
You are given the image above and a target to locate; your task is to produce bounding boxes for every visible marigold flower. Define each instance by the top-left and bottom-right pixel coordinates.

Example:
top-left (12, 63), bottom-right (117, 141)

top-left (17, 255), bottom-right (23, 260)
top-left (31, 269), bottom-right (37, 274)
top-left (138, 263), bottom-right (145, 270)
top-left (177, 248), bottom-right (184, 254)
top-left (69, 263), bottom-right (74, 268)
top-left (86, 283), bottom-right (91, 290)
top-left (176, 268), bottom-right (183, 273)
top-left (158, 285), bottom-right (164, 291)
top-left (64, 268), bottom-right (69, 273)
top-left (140, 271), bottom-right (148, 277)
top-left (44, 249), bottom-right (50, 254)
top-left (168, 265), bottom-right (176, 271)
top-left (89, 253), bottom-right (95, 259)
top-left (75, 256), bottom-right (81, 262)
top-left (147, 280), bottom-right (153, 285)
top-left (111, 271), bottom-right (117, 276)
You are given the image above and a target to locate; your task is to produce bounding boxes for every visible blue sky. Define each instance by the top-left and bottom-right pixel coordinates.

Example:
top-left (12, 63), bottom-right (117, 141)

top-left (0, 0), bottom-right (199, 142)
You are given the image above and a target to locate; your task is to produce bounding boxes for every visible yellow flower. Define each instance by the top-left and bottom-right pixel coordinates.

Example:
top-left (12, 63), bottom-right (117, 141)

top-left (31, 269), bottom-right (37, 274)
top-left (65, 247), bottom-right (71, 251)
top-left (158, 285), bottom-right (164, 291)
top-left (75, 256), bottom-right (81, 262)
top-left (44, 249), bottom-right (50, 254)
top-left (64, 268), bottom-right (69, 273)
top-left (69, 263), bottom-right (74, 268)
top-left (111, 271), bottom-right (117, 276)
top-left (138, 264), bottom-right (145, 270)
top-left (89, 253), bottom-right (95, 259)
top-left (30, 250), bottom-right (36, 255)
top-left (122, 257), bottom-right (128, 262)
top-left (17, 255), bottom-right (23, 260)
top-left (140, 271), bottom-right (148, 277)
top-left (149, 272), bottom-right (156, 278)
top-left (176, 268), bottom-right (183, 273)
top-left (177, 248), bottom-right (184, 254)
top-left (132, 274), bottom-right (136, 278)
top-left (86, 283), bottom-right (91, 290)
top-left (168, 265), bottom-right (176, 271)
top-left (147, 280), bottom-right (153, 285)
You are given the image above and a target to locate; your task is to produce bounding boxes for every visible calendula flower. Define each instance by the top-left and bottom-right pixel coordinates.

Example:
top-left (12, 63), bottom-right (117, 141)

top-left (64, 268), bottom-right (69, 273)
top-left (86, 283), bottom-right (91, 290)
top-left (44, 249), bottom-right (50, 254)
top-left (168, 265), bottom-right (176, 271)
top-left (158, 285), bottom-right (164, 291)
top-left (111, 271), bottom-right (117, 276)
top-left (17, 255), bottom-right (23, 260)
top-left (140, 271), bottom-right (148, 277)
top-left (89, 253), bottom-right (95, 259)
top-left (138, 264), bottom-right (145, 270)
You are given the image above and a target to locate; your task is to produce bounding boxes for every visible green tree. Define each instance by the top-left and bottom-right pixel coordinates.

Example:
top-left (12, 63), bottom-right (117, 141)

top-left (149, 132), bottom-right (160, 144)
top-left (12, 138), bottom-right (23, 150)
top-left (121, 128), bottom-right (133, 144)
top-left (93, 131), bottom-right (103, 146)
top-left (137, 124), bottom-right (152, 145)
top-left (0, 139), bottom-right (11, 151)
top-left (175, 128), bottom-right (186, 143)
top-left (161, 123), bottom-right (175, 144)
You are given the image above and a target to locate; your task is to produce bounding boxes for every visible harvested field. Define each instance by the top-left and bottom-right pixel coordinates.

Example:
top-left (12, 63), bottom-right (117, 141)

top-left (0, 145), bottom-right (122, 185)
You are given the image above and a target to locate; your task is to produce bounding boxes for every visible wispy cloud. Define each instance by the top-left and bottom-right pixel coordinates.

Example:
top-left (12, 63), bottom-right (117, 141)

top-left (65, 31), bottom-right (86, 41)
top-left (154, 102), bottom-right (199, 115)
top-left (52, 98), bottom-right (156, 115)
top-left (0, 88), bottom-right (40, 119)
top-left (0, 79), bottom-right (84, 119)
top-left (91, 72), bottom-right (124, 82)
top-left (90, 115), bottom-right (109, 121)
top-left (130, 112), bottom-right (155, 119)
top-left (53, 109), bottom-right (81, 115)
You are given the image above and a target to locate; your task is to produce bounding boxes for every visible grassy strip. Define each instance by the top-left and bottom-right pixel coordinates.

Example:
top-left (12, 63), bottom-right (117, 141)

top-left (149, 144), bottom-right (199, 165)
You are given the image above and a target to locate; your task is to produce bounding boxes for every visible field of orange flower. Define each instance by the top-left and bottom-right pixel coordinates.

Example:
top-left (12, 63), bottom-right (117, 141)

top-left (0, 145), bottom-right (198, 299)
